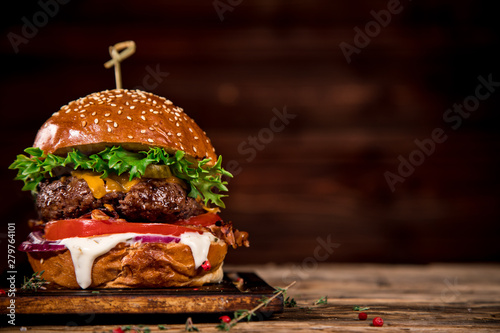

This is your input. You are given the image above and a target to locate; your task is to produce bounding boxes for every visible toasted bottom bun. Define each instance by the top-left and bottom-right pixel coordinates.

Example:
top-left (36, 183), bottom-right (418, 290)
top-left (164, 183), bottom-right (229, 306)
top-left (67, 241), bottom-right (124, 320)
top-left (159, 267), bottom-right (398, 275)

top-left (27, 240), bottom-right (228, 289)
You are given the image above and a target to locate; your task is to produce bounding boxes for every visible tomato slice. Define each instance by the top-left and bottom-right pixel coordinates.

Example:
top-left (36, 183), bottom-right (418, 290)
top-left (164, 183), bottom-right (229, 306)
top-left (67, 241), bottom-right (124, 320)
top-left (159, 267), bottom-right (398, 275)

top-left (44, 213), bottom-right (221, 241)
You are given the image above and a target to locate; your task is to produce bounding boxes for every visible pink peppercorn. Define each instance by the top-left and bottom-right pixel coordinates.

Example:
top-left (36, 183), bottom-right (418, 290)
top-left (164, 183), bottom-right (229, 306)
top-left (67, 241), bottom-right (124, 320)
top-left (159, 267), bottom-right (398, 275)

top-left (219, 315), bottom-right (231, 323)
top-left (373, 317), bottom-right (384, 327)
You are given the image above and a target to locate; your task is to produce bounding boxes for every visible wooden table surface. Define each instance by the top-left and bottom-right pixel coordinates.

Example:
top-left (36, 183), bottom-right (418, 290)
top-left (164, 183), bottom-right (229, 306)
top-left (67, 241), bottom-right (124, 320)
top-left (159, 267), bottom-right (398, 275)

top-left (1, 263), bottom-right (499, 332)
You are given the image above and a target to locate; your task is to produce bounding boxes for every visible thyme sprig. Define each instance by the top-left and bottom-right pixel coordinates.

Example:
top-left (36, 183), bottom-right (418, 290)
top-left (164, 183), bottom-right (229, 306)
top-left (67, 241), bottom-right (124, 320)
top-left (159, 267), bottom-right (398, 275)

top-left (216, 281), bottom-right (296, 331)
top-left (313, 296), bottom-right (328, 305)
top-left (285, 296), bottom-right (297, 307)
top-left (275, 286), bottom-right (297, 308)
top-left (353, 305), bottom-right (370, 311)
top-left (21, 271), bottom-right (49, 291)
top-left (105, 325), bottom-right (152, 333)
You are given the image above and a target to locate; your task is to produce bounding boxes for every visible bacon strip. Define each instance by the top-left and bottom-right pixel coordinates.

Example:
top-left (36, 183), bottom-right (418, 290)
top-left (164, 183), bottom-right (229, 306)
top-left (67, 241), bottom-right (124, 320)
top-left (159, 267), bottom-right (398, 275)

top-left (206, 221), bottom-right (250, 249)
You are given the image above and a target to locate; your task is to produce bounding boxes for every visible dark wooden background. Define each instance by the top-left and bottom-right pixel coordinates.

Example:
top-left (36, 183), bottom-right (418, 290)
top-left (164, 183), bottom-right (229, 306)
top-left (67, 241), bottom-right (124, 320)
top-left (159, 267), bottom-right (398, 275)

top-left (1, 0), bottom-right (499, 273)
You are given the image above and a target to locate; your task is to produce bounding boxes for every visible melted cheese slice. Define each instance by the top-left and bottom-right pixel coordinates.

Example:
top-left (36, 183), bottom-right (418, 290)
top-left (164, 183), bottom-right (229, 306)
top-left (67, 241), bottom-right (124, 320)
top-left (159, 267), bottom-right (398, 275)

top-left (72, 171), bottom-right (140, 199)
top-left (59, 232), bottom-right (215, 289)
top-left (72, 170), bottom-right (186, 199)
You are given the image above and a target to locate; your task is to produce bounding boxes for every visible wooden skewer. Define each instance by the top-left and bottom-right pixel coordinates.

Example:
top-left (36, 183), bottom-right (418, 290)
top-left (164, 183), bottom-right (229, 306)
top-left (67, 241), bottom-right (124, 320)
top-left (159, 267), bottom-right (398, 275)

top-left (104, 40), bottom-right (136, 89)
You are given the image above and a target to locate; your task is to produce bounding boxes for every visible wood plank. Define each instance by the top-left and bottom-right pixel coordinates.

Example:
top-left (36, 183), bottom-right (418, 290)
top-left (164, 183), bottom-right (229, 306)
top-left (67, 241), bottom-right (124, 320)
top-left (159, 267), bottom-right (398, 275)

top-left (1, 264), bottom-right (498, 332)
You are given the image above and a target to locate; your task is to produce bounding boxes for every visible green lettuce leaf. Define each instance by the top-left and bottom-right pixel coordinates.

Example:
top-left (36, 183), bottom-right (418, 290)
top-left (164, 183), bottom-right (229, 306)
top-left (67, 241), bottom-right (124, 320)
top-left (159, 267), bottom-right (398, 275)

top-left (9, 146), bottom-right (232, 208)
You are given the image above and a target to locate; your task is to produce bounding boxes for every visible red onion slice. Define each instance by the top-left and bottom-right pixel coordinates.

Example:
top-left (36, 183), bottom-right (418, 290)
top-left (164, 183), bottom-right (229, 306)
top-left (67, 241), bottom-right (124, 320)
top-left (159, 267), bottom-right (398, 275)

top-left (18, 232), bottom-right (180, 252)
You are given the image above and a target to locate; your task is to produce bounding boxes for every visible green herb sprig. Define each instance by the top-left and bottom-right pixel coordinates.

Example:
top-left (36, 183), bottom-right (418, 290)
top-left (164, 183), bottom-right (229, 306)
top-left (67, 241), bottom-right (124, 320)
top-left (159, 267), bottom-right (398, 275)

top-left (313, 296), bottom-right (328, 305)
top-left (21, 271), bottom-right (49, 291)
top-left (107, 325), bottom-right (152, 333)
top-left (353, 305), bottom-right (370, 311)
top-left (216, 281), bottom-right (296, 331)
top-left (9, 146), bottom-right (232, 208)
top-left (274, 286), bottom-right (297, 308)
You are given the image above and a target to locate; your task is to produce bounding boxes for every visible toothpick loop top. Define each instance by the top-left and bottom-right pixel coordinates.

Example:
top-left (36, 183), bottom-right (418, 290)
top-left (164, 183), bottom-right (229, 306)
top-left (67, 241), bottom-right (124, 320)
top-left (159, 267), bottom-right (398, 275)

top-left (104, 40), bottom-right (136, 89)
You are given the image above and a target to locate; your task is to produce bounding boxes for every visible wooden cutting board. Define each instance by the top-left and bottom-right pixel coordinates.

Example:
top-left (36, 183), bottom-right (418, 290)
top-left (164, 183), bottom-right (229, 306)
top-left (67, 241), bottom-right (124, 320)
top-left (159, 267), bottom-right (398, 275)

top-left (1, 272), bottom-right (282, 325)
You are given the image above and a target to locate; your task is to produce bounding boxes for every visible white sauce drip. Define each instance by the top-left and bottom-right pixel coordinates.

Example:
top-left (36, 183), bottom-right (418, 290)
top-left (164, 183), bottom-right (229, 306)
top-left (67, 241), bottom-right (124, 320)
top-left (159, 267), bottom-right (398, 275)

top-left (180, 232), bottom-right (214, 268)
top-left (59, 232), bottom-right (214, 289)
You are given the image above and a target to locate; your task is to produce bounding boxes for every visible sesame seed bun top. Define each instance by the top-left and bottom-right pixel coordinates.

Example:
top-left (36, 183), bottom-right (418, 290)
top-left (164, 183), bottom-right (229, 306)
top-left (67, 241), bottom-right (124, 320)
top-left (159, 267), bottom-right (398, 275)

top-left (34, 89), bottom-right (217, 164)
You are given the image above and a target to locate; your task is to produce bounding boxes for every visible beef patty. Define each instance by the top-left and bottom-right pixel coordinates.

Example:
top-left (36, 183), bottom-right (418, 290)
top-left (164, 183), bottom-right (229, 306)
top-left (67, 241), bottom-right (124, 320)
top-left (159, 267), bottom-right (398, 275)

top-left (36, 176), bottom-right (205, 223)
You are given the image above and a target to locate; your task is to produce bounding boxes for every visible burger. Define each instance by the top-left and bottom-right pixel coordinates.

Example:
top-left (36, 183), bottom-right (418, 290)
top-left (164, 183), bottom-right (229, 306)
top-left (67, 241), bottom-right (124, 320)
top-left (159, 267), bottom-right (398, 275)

top-left (9, 89), bottom-right (249, 289)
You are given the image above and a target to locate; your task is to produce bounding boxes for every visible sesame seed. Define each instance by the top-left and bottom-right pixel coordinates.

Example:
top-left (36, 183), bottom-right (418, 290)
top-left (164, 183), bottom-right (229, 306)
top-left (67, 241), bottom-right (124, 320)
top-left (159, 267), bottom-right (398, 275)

top-left (148, 138), bottom-right (154, 143)
top-left (188, 128), bottom-right (193, 132)
top-left (141, 116), bottom-right (146, 121)
top-left (92, 112), bottom-right (97, 116)
top-left (118, 110), bottom-right (122, 114)
top-left (193, 146), bottom-right (197, 152)
top-left (107, 127), bottom-right (112, 133)
top-left (106, 119), bottom-right (112, 123)
top-left (142, 111), bottom-right (146, 114)
top-left (194, 136), bottom-right (199, 140)
top-left (65, 110), bottom-right (71, 113)
top-left (176, 122), bottom-right (180, 127)
top-left (128, 135), bottom-right (134, 139)
top-left (82, 120), bottom-right (87, 127)
top-left (153, 111), bottom-right (159, 114)
top-left (116, 94), bottom-right (123, 97)
top-left (133, 99), bottom-right (138, 102)
top-left (105, 113), bottom-right (110, 117)
top-left (141, 129), bottom-right (146, 134)
top-left (114, 122), bottom-right (118, 128)
top-left (149, 127), bottom-right (154, 131)
top-left (127, 116), bottom-right (132, 120)
top-left (80, 114), bottom-right (86, 118)
top-left (94, 119), bottom-right (99, 124)
top-left (177, 132), bottom-right (182, 137)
